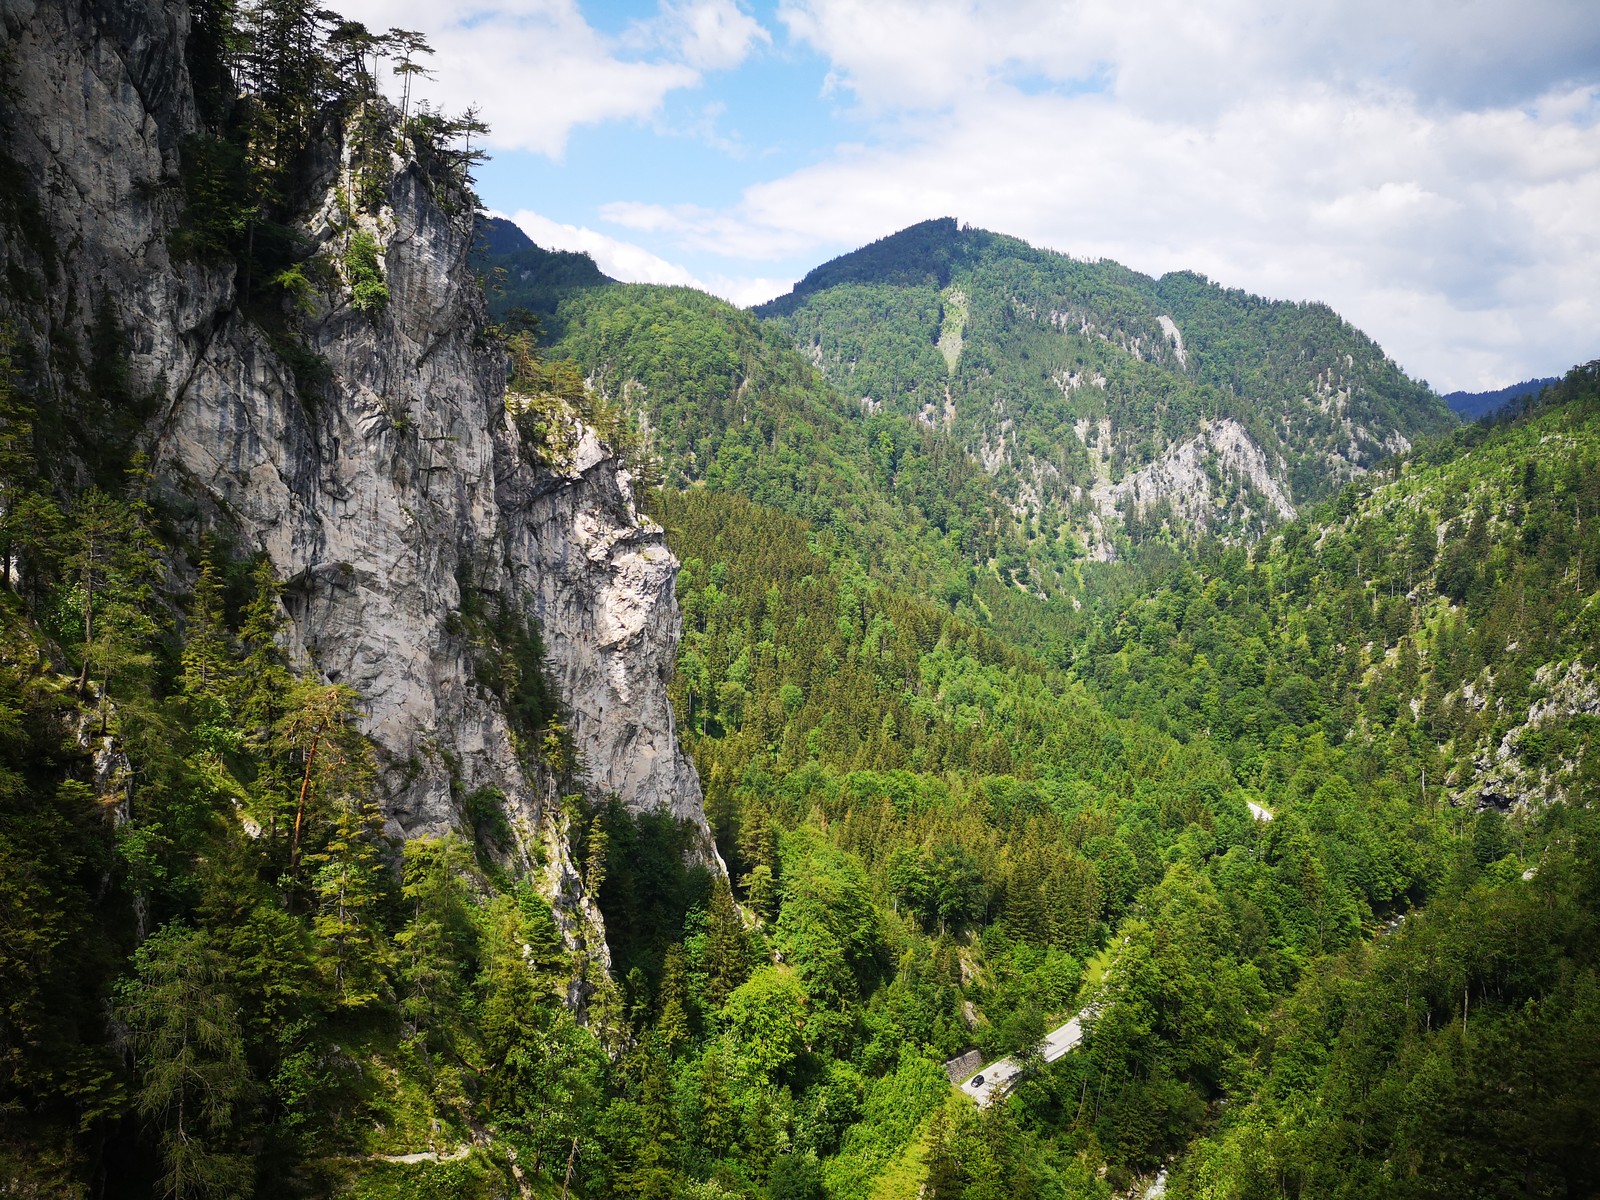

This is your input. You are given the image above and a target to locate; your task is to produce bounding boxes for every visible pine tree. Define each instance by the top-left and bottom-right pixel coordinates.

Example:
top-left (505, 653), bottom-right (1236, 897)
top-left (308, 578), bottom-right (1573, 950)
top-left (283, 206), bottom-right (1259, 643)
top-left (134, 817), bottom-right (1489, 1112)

top-left (65, 487), bottom-right (162, 711)
top-left (703, 874), bottom-right (751, 1011)
top-left (924, 1105), bottom-right (962, 1199)
top-left (395, 835), bottom-right (474, 1049)
top-left (0, 327), bottom-right (43, 592)
top-left (625, 1046), bottom-right (680, 1199)
top-left (181, 554), bottom-right (240, 760)
top-left (275, 679), bottom-right (365, 882)
top-left (117, 922), bottom-right (255, 1200)
top-left (696, 1045), bottom-right (736, 1158)
top-left (386, 30), bottom-right (434, 124)
top-left (480, 897), bottom-right (603, 1174)
top-left (304, 796), bottom-right (392, 1009)
top-left (583, 813), bottom-right (608, 897)
top-left (655, 944), bottom-right (693, 1053)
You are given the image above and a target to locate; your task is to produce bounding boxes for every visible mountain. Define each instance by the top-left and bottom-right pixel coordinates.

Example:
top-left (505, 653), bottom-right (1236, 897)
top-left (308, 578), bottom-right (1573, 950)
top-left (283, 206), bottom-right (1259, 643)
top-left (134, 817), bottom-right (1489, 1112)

top-left (0, 2), bottom-right (704, 1193)
top-left (757, 218), bottom-right (1456, 559)
top-left (1442, 374), bottom-right (1559, 421)
top-left (1071, 361), bottom-right (1600, 1195)
top-left (472, 214), bottom-right (612, 320)
top-left (4, 3), bottom-right (1596, 1199)
top-left (471, 218), bottom-right (1598, 1197)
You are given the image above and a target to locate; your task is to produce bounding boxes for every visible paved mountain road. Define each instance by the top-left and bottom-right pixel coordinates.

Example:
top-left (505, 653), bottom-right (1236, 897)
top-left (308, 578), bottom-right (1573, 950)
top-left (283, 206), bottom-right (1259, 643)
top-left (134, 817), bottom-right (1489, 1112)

top-left (956, 1013), bottom-right (1086, 1107)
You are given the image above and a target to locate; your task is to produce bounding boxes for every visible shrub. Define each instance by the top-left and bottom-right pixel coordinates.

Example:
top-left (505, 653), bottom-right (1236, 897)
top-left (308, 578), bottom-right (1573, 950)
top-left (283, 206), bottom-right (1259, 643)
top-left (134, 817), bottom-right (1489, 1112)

top-left (345, 230), bottom-right (389, 313)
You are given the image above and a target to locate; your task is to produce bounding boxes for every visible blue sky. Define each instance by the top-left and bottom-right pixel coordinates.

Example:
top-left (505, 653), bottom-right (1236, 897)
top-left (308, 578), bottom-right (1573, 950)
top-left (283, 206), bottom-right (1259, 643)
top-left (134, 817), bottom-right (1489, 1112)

top-left (338, 0), bottom-right (1600, 391)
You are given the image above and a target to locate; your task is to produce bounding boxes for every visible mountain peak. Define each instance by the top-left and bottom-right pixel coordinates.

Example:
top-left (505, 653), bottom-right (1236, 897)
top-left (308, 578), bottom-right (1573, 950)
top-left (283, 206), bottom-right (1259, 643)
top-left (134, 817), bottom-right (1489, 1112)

top-left (756, 217), bottom-right (992, 315)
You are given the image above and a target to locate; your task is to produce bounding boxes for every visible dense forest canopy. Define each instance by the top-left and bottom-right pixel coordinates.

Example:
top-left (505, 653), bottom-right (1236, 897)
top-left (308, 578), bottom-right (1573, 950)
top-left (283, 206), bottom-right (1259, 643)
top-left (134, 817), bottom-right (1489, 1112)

top-left (1, 2), bottom-right (1596, 1197)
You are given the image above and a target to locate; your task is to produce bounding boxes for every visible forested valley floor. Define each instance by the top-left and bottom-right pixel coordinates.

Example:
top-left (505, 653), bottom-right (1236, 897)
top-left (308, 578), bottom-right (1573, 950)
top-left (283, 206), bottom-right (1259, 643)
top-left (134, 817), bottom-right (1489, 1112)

top-left (3, 5), bottom-right (1598, 1197)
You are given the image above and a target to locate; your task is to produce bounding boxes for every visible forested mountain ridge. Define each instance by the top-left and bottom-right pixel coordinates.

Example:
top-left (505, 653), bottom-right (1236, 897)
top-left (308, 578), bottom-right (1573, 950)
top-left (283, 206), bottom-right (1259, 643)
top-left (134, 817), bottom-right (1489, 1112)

top-left (757, 218), bottom-right (1455, 563)
top-left (646, 363), bottom-right (1600, 1197)
top-left (1072, 361), bottom-right (1600, 1198)
top-left (2, 2), bottom-right (1595, 1199)
top-left (473, 214), bottom-right (612, 320)
top-left (1442, 374), bottom-right (1560, 421)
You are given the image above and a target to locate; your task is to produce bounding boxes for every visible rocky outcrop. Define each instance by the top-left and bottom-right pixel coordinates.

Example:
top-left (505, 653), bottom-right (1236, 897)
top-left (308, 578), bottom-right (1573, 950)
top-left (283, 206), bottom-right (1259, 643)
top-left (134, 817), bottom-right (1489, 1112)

top-left (0, 0), bottom-right (712, 894)
top-left (1469, 662), bottom-right (1600, 812)
top-left (1065, 417), bottom-right (1295, 559)
top-left (497, 420), bottom-right (707, 827)
top-left (1101, 418), bottom-right (1295, 529)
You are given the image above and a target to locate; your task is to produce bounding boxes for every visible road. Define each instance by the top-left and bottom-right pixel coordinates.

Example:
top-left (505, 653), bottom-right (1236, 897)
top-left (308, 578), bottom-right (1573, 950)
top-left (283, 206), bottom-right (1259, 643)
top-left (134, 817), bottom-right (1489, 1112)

top-left (956, 1014), bottom-right (1085, 1107)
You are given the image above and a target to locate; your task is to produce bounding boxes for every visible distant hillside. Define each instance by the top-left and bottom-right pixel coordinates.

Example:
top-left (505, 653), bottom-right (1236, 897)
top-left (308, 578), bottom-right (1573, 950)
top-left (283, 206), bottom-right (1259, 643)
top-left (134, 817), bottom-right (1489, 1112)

top-left (470, 215), bottom-right (611, 320)
top-left (471, 220), bottom-right (1455, 610)
top-left (757, 219), bottom-right (1456, 559)
top-left (1443, 375), bottom-right (1559, 422)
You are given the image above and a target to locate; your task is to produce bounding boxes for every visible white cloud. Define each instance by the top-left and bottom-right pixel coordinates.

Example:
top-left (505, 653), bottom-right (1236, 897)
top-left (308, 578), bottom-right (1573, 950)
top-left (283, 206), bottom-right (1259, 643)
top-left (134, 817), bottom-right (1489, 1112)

top-left (508, 210), bottom-right (790, 310)
top-left (510, 209), bottom-right (700, 286)
top-left (547, 0), bottom-right (1600, 390)
top-left (332, 0), bottom-right (765, 157)
top-left (631, 0), bottom-right (772, 71)
top-left (366, 1), bottom-right (1599, 388)
top-left (600, 79), bottom-right (1600, 389)
top-left (776, 0), bottom-right (1600, 115)
top-left (700, 274), bottom-right (794, 308)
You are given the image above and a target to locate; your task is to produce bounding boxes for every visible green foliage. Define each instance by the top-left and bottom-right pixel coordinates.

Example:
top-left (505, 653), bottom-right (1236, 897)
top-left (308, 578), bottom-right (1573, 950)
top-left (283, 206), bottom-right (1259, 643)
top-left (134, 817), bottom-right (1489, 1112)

top-left (118, 922), bottom-right (255, 1200)
top-left (343, 230), bottom-right (389, 313)
top-left (732, 217), bottom-right (1454, 584)
top-left (474, 215), bottom-right (610, 321)
top-left (1171, 807), bottom-right (1600, 1200)
top-left (6, 39), bottom-right (1598, 1195)
top-left (723, 966), bottom-right (808, 1079)
top-left (502, 326), bottom-right (585, 469)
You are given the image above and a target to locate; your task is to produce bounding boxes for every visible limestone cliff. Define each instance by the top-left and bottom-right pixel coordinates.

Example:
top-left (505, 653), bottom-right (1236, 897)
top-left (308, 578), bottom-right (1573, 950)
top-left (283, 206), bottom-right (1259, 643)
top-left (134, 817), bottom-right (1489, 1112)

top-left (0, 0), bottom-right (713, 929)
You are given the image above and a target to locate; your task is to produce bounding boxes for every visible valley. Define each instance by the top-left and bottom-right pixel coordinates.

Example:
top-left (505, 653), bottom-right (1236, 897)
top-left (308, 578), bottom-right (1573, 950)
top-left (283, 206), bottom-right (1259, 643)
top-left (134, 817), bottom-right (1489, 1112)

top-left (0, 4), bottom-right (1594, 1200)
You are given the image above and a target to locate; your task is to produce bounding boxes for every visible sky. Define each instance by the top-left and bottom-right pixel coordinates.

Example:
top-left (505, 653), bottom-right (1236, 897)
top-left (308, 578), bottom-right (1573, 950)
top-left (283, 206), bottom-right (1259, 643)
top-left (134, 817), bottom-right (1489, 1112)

top-left (335, 0), bottom-right (1600, 392)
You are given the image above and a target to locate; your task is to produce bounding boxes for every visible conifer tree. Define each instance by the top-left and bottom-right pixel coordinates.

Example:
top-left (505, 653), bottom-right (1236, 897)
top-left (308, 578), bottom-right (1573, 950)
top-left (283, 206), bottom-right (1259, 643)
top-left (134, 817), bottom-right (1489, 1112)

top-left (234, 558), bottom-right (293, 736)
top-left (696, 1045), bottom-right (736, 1158)
top-left (395, 835), bottom-right (474, 1049)
top-left (304, 795), bottom-right (391, 1009)
top-left (626, 1045), bottom-right (680, 1199)
top-left (118, 922), bottom-right (255, 1200)
top-left (923, 1105), bottom-right (961, 1199)
top-left (65, 481), bottom-right (163, 722)
top-left (655, 944), bottom-right (693, 1053)
top-left (583, 813), bottom-right (608, 897)
top-left (181, 555), bottom-right (242, 772)
top-left (0, 327), bottom-right (44, 592)
top-left (275, 679), bottom-right (365, 882)
top-left (703, 874), bottom-right (751, 1010)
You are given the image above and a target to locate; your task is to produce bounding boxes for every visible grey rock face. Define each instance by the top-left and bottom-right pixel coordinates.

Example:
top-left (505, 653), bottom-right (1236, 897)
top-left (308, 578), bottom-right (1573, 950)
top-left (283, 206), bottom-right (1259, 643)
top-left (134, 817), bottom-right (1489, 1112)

top-left (1, 0), bottom-right (712, 886)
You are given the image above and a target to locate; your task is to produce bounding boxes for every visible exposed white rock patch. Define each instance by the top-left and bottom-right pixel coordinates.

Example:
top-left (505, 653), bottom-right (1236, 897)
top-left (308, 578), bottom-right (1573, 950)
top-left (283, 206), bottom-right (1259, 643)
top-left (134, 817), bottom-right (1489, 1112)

top-left (1075, 419), bottom-right (1293, 557)
top-left (1156, 315), bottom-right (1187, 367)
top-left (1471, 662), bottom-right (1600, 812)
top-left (938, 287), bottom-right (968, 373)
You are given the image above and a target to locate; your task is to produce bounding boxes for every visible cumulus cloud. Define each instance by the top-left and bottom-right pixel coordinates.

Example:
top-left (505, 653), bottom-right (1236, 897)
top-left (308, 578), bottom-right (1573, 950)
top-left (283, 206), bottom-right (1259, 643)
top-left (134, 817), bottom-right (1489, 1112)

top-left (507, 210), bottom-right (787, 308)
top-left (630, 0), bottom-right (772, 71)
top-left (509, 210), bottom-right (701, 286)
top-left (590, 1), bottom-right (1599, 388)
top-left (776, 0), bottom-right (1600, 115)
top-left (340, 1), bottom-right (1597, 387)
top-left (332, 0), bottom-right (766, 157)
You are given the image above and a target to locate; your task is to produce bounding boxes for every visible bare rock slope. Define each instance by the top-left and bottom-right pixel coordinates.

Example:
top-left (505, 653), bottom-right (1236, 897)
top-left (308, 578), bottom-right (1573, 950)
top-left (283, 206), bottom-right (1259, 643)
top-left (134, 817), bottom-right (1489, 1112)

top-left (0, 0), bottom-right (710, 890)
